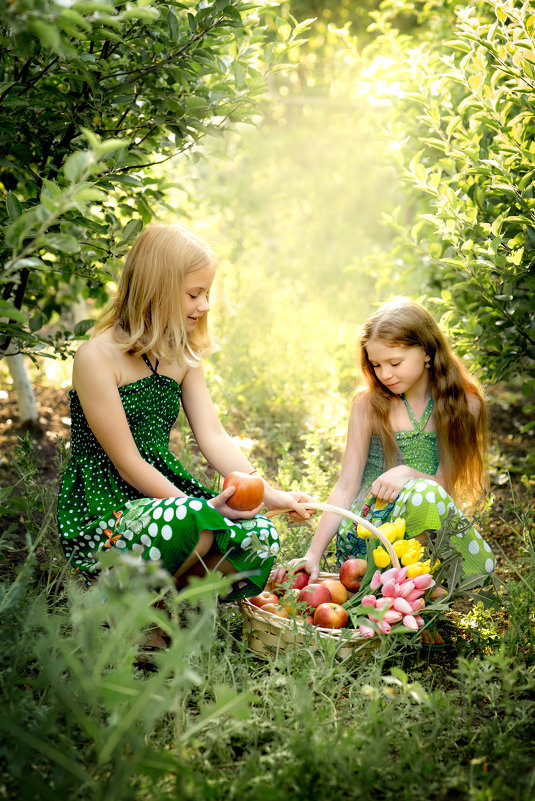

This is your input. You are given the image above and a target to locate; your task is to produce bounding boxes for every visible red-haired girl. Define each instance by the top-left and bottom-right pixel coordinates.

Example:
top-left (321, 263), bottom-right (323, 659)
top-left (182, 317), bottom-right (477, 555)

top-left (281, 297), bottom-right (495, 588)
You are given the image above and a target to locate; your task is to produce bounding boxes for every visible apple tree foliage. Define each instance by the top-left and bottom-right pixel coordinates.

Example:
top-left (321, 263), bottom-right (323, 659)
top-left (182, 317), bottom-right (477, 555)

top-left (366, 0), bottom-right (535, 396)
top-left (0, 0), bottom-right (308, 360)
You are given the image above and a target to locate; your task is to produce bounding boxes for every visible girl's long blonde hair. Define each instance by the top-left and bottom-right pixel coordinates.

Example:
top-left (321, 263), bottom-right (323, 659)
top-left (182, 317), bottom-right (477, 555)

top-left (357, 297), bottom-right (488, 503)
top-left (94, 223), bottom-right (217, 364)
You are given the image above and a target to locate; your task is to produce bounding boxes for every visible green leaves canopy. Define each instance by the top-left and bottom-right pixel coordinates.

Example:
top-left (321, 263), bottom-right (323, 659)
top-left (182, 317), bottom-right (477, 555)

top-left (0, 0), bottom-right (302, 357)
top-left (371, 0), bottom-right (535, 391)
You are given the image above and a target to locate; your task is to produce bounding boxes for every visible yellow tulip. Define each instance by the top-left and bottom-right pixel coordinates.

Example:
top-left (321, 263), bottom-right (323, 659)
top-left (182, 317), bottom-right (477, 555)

top-left (378, 522), bottom-right (395, 542)
top-left (407, 561), bottom-right (426, 578)
top-left (393, 539), bottom-right (409, 557)
top-left (391, 517), bottom-right (406, 541)
top-left (357, 523), bottom-right (372, 538)
top-left (401, 548), bottom-right (421, 566)
top-left (373, 546), bottom-right (391, 568)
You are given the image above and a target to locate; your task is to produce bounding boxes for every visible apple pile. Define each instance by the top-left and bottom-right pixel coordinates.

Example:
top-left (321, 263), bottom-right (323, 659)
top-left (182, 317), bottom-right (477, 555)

top-left (248, 557), bottom-right (368, 631)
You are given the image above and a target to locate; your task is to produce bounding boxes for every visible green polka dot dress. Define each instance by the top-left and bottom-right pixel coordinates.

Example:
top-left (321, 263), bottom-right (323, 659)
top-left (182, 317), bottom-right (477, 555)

top-left (57, 356), bottom-right (280, 599)
top-left (336, 395), bottom-right (495, 579)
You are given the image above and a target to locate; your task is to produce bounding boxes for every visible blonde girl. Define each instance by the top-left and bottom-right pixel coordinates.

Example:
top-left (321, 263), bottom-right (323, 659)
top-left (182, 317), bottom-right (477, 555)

top-left (276, 297), bottom-right (495, 586)
top-left (57, 224), bottom-right (312, 602)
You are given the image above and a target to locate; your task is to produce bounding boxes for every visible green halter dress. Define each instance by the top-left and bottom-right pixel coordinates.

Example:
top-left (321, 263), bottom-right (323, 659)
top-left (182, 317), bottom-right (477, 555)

top-left (336, 394), bottom-right (495, 578)
top-left (57, 355), bottom-right (279, 600)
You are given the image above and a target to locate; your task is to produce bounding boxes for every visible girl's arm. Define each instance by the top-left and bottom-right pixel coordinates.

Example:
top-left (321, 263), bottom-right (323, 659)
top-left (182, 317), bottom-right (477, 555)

top-left (74, 340), bottom-right (189, 499)
top-left (181, 363), bottom-right (313, 518)
top-left (273, 397), bottom-right (371, 583)
top-left (369, 464), bottom-right (447, 503)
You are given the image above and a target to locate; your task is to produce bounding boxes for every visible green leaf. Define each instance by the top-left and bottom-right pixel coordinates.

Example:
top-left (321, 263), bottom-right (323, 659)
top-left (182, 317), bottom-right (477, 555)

top-left (29, 312), bottom-right (47, 332)
top-left (28, 20), bottom-right (62, 52)
top-left (0, 301), bottom-right (27, 323)
top-left (122, 219), bottom-right (143, 241)
top-left (74, 319), bottom-right (95, 336)
top-left (71, 185), bottom-right (107, 203)
top-left (42, 233), bottom-right (81, 254)
top-left (64, 151), bottom-right (94, 183)
top-left (167, 9), bottom-right (178, 40)
top-left (6, 190), bottom-right (22, 221)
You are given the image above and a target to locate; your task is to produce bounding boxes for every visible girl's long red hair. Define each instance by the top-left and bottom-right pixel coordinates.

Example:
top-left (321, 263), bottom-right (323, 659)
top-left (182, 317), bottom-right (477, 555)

top-left (357, 298), bottom-right (488, 504)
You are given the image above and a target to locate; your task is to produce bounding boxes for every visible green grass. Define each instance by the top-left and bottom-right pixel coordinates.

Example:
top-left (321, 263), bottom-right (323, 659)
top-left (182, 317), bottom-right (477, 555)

top-left (1, 425), bottom-right (534, 801)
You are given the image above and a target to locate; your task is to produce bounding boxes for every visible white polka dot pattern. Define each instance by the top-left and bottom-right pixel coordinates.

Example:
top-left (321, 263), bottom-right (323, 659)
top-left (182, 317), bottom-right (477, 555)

top-left (57, 376), bottom-right (279, 598)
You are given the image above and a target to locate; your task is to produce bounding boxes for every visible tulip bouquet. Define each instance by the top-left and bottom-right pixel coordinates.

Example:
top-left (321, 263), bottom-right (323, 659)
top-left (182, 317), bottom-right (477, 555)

top-left (344, 513), bottom-right (447, 639)
top-left (356, 565), bottom-right (435, 637)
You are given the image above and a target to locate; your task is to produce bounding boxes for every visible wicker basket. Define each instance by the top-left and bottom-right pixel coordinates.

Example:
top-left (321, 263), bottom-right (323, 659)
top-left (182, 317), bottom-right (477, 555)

top-left (239, 502), bottom-right (400, 660)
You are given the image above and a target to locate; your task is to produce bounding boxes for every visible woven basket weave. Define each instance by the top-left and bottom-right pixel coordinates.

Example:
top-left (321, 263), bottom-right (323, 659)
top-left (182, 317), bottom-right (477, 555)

top-left (239, 501), bottom-right (400, 660)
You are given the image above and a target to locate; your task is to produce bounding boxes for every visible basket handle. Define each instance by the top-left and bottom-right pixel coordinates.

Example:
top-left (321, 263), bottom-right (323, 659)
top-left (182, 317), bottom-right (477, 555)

top-left (265, 501), bottom-right (400, 569)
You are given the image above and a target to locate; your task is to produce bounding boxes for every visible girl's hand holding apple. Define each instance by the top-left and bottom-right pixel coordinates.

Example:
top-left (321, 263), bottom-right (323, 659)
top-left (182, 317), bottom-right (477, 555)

top-left (270, 554), bottom-right (320, 586)
top-left (212, 483), bottom-right (263, 520)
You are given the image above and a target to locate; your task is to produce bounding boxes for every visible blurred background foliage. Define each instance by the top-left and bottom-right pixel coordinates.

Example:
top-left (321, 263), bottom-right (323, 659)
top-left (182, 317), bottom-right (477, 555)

top-left (2, 0), bottom-right (534, 411)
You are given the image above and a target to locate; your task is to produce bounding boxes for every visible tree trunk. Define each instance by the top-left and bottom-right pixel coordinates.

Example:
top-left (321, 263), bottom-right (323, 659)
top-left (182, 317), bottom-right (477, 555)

top-left (5, 352), bottom-right (42, 433)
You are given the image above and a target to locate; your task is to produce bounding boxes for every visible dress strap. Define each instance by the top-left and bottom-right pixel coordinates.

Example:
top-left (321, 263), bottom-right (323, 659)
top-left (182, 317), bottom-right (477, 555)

top-left (141, 353), bottom-right (160, 375)
top-left (400, 393), bottom-right (434, 433)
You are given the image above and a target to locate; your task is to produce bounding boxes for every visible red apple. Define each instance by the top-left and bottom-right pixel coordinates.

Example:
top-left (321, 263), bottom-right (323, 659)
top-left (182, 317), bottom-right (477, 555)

top-left (339, 558), bottom-right (367, 592)
top-left (313, 602), bottom-right (349, 629)
top-left (297, 582), bottom-right (332, 613)
top-left (271, 568), bottom-right (309, 597)
top-left (321, 578), bottom-right (348, 605)
top-left (305, 615), bottom-right (315, 625)
top-left (261, 602), bottom-right (289, 618)
top-left (223, 471), bottom-right (264, 511)
top-left (291, 570), bottom-right (310, 591)
top-left (248, 590), bottom-right (279, 608)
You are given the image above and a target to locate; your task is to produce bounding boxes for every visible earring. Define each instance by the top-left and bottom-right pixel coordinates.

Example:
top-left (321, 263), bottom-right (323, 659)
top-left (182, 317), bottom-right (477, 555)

top-left (425, 360), bottom-right (430, 369)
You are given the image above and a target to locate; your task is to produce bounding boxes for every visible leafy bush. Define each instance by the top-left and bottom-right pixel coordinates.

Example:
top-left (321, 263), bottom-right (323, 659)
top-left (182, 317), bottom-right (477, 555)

top-left (367, 0), bottom-right (535, 394)
top-left (0, 0), bottom-right (310, 357)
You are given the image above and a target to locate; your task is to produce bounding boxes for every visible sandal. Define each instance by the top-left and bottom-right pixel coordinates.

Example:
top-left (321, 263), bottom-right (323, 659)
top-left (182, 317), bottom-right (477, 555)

top-left (417, 617), bottom-right (445, 651)
top-left (134, 644), bottom-right (163, 671)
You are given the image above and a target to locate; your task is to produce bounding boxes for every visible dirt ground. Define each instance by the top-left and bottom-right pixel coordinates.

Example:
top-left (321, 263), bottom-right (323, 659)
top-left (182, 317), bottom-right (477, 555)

top-left (0, 378), bottom-right (533, 581)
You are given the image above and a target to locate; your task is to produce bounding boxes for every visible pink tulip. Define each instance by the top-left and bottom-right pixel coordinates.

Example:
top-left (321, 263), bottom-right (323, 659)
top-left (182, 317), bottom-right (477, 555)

top-left (393, 597), bottom-right (413, 615)
top-left (410, 597), bottom-right (426, 613)
top-left (397, 566), bottom-right (409, 582)
top-left (361, 594), bottom-right (377, 607)
top-left (383, 609), bottom-right (403, 624)
top-left (370, 570), bottom-right (382, 591)
top-left (376, 596), bottom-right (393, 609)
top-left (377, 620), bottom-right (392, 635)
top-left (359, 624), bottom-right (375, 638)
top-left (402, 614), bottom-right (418, 631)
top-left (413, 574), bottom-right (435, 590)
top-left (398, 580), bottom-right (415, 598)
top-left (380, 567), bottom-right (401, 585)
top-left (405, 589), bottom-right (425, 604)
top-left (382, 580), bottom-right (397, 597)
top-left (414, 615), bottom-right (425, 628)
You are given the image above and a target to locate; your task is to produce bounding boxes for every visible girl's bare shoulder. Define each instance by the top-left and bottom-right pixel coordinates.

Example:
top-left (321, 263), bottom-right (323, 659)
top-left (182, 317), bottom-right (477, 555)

top-left (73, 331), bottom-right (122, 388)
top-left (466, 389), bottom-right (483, 419)
top-left (348, 389), bottom-right (373, 432)
top-left (351, 388), bottom-right (372, 414)
top-left (74, 331), bottom-right (119, 367)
